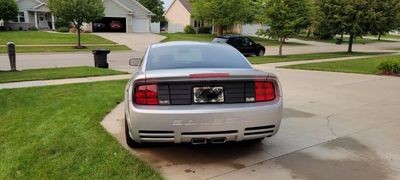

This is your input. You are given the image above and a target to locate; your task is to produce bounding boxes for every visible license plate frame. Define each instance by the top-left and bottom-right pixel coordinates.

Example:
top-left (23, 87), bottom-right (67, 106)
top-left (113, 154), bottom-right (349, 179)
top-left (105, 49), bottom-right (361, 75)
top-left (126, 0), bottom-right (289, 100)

top-left (193, 86), bottom-right (225, 104)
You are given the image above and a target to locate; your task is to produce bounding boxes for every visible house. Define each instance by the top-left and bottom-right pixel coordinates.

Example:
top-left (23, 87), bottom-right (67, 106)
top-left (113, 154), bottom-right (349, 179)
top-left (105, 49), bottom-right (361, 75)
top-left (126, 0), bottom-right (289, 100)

top-left (5, 0), bottom-right (154, 33)
top-left (163, 0), bottom-right (269, 36)
top-left (163, 0), bottom-right (208, 33)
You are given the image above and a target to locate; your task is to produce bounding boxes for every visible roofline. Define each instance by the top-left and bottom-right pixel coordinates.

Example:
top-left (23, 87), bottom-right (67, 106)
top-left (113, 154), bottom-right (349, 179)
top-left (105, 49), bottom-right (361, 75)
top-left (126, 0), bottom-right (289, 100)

top-left (113, 0), bottom-right (134, 12)
top-left (163, 0), bottom-right (191, 16)
top-left (128, 0), bottom-right (155, 16)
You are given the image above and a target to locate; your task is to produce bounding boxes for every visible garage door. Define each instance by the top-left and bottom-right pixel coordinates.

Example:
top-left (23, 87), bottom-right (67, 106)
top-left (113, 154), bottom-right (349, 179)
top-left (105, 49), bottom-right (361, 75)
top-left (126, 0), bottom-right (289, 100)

top-left (93, 17), bottom-right (126, 33)
top-left (132, 18), bottom-right (149, 33)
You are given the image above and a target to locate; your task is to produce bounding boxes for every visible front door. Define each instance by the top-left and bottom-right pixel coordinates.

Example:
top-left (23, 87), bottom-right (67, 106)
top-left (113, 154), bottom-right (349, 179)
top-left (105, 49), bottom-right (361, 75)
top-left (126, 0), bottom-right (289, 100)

top-left (38, 13), bottom-right (49, 29)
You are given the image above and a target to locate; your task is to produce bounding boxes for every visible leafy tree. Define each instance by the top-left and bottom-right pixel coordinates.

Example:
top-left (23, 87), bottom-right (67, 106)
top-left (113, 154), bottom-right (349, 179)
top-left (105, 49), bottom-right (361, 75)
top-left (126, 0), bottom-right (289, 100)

top-left (317, 0), bottom-right (374, 52)
top-left (138, 0), bottom-right (167, 27)
top-left (0, 0), bottom-right (18, 22)
top-left (255, 0), bottom-right (309, 56)
top-left (368, 0), bottom-right (400, 40)
top-left (49, 0), bottom-right (104, 48)
top-left (190, 0), bottom-right (254, 35)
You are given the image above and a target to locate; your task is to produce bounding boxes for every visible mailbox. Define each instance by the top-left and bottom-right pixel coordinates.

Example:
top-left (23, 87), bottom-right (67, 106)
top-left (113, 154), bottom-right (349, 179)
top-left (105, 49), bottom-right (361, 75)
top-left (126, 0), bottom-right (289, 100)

top-left (7, 42), bottom-right (16, 71)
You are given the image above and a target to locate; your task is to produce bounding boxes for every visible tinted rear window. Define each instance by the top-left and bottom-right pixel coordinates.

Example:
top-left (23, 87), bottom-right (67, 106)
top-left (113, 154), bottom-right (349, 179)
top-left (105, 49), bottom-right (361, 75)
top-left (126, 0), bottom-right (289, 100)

top-left (145, 44), bottom-right (251, 70)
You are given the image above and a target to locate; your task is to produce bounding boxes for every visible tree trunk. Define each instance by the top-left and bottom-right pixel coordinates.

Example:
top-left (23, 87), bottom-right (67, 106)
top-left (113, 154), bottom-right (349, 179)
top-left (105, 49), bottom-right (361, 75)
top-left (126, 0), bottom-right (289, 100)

top-left (348, 34), bottom-right (354, 53)
top-left (279, 37), bottom-right (283, 57)
top-left (340, 33), bottom-right (344, 40)
top-left (217, 24), bottom-right (223, 36)
top-left (77, 28), bottom-right (81, 48)
top-left (307, 27), bottom-right (311, 37)
top-left (378, 33), bottom-right (382, 40)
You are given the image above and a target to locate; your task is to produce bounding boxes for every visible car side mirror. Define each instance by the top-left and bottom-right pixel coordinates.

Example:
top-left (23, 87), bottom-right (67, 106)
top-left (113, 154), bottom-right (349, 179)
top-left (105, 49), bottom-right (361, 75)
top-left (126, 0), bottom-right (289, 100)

top-left (129, 58), bottom-right (141, 66)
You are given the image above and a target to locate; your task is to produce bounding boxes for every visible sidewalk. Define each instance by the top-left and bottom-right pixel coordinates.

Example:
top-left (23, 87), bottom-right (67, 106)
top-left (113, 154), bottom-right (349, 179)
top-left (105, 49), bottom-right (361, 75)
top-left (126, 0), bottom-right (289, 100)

top-left (0, 74), bottom-right (131, 90)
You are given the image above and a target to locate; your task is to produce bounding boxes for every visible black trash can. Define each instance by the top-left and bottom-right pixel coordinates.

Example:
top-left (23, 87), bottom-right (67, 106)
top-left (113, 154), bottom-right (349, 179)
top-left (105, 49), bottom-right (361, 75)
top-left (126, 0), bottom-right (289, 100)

top-left (336, 38), bottom-right (343, 45)
top-left (92, 49), bottom-right (110, 68)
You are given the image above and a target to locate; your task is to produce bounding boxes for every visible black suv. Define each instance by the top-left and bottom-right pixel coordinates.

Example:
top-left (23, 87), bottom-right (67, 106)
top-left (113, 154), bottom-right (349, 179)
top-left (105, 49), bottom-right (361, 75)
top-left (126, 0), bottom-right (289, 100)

top-left (212, 35), bottom-right (265, 56)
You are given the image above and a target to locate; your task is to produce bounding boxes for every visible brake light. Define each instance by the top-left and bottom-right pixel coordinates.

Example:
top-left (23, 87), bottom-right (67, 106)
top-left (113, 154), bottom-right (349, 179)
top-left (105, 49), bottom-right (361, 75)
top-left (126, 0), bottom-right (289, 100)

top-left (255, 82), bottom-right (276, 102)
top-left (134, 84), bottom-right (159, 105)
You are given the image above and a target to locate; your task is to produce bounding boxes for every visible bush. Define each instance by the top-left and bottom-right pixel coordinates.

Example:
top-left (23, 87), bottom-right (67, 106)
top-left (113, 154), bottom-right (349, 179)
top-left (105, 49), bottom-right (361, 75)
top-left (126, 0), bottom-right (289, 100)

top-left (198, 26), bottom-right (212, 34)
top-left (378, 60), bottom-right (400, 75)
top-left (184, 25), bottom-right (195, 34)
top-left (56, 27), bottom-right (70, 32)
top-left (55, 18), bottom-right (71, 29)
top-left (28, 27), bottom-right (38, 31)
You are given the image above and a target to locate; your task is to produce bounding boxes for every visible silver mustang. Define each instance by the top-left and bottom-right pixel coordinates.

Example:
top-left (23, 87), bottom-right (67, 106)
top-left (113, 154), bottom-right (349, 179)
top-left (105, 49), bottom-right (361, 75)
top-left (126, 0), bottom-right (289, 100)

top-left (124, 41), bottom-right (282, 147)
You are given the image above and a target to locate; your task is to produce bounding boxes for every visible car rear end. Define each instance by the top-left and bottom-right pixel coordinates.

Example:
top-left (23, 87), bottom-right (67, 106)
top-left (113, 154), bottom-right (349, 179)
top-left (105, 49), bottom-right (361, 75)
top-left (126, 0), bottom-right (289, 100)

top-left (125, 42), bottom-right (282, 145)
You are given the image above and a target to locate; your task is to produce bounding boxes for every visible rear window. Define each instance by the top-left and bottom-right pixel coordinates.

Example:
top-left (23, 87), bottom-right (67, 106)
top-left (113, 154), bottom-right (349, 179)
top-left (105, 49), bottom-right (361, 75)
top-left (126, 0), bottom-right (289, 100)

top-left (212, 37), bottom-right (228, 43)
top-left (145, 44), bottom-right (252, 70)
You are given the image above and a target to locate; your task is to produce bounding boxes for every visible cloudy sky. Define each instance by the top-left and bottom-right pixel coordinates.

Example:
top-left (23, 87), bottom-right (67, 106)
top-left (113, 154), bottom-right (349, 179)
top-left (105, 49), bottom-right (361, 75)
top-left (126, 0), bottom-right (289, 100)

top-left (162, 0), bottom-right (173, 9)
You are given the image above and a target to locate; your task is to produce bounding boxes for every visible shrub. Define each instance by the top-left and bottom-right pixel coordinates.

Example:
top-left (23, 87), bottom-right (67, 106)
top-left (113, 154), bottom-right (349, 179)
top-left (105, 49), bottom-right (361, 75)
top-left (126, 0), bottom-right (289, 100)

top-left (378, 60), bottom-right (400, 75)
top-left (184, 25), bottom-right (195, 34)
top-left (56, 27), bottom-right (69, 32)
top-left (55, 18), bottom-right (71, 29)
top-left (28, 27), bottom-right (38, 31)
top-left (198, 26), bottom-right (212, 34)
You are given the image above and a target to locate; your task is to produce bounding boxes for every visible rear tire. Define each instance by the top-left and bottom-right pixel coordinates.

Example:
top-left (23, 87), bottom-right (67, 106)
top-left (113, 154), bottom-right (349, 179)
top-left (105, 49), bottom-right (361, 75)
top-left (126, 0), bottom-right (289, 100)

top-left (256, 49), bottom-right (265, 56)
top-left (125, 116), bottom-right (143, 148)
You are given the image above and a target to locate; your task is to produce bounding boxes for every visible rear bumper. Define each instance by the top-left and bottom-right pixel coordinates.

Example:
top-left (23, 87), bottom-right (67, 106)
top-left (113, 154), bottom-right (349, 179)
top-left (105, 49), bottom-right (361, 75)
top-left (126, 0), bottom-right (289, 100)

top-left (126, 98), bottom-right (283, 143)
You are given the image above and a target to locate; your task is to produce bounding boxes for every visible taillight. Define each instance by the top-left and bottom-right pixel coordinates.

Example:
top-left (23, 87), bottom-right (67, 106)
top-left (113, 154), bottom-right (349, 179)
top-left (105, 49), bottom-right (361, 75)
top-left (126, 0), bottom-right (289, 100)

top-left (255, 81), bottom-right (276, 102)
top-left (134, 84), bottom-right (159, 105)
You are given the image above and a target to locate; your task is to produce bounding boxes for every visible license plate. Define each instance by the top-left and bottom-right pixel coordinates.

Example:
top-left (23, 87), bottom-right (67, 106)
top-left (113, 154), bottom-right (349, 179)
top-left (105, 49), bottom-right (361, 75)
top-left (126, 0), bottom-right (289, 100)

top-left (193, 86), bottom-right (224, 104)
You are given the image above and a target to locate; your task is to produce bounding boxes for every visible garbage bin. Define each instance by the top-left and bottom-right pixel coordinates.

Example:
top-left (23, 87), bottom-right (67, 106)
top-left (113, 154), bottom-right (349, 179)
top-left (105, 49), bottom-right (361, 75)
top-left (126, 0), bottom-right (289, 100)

top-left (92, 49), bottom-right (110, 68)
top-left (336, 38), bottom-right (343, 45)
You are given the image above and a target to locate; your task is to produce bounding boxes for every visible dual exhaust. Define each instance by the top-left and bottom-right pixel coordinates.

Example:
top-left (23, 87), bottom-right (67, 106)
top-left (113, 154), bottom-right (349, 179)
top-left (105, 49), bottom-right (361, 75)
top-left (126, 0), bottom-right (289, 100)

top-left (191, 137), bottom-right (227, 145)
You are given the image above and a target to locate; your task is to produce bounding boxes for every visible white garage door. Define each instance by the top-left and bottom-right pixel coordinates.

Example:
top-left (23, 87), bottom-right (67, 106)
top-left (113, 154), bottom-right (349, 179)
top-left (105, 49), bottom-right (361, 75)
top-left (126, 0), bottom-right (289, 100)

top-left (132, 18), bottom-right (150, 32)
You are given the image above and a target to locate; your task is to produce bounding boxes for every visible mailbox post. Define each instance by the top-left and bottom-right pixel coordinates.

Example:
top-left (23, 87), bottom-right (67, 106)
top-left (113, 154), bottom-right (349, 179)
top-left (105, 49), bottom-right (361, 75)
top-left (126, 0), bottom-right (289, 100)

top-left (7, 42), bottom-right (16, 71)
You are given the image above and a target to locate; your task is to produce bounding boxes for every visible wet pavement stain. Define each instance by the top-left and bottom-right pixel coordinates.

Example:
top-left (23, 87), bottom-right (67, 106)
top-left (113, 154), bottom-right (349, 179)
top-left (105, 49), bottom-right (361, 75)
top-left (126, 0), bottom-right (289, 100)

top-left (283, 108), bottom-right (315, 119)
top-left (275, 137), bottom-right (396, 180)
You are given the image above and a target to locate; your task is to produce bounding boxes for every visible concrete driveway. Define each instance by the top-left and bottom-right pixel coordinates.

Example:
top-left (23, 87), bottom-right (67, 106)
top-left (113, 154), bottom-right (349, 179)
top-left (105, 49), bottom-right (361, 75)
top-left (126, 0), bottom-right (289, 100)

top-left (102, 67), bottom-right (400, 180)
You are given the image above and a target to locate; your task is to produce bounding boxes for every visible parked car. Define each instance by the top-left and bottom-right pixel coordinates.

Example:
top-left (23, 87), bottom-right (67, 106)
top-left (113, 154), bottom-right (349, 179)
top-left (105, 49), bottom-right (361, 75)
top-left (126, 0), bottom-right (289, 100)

top-left (212, 35), bottom-right (266, 56)
top-left (124, 42), bottom-right (282, 147)
top-left (110, 21), bottom-right (122, 30)
top-left (92, 23), bottom-right (105, 31)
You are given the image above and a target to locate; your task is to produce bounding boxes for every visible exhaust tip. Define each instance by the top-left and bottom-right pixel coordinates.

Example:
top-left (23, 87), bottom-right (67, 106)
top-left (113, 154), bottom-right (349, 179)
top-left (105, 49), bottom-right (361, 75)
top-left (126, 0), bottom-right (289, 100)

top-left (191, 138), bottom-right (207, 145)
top-left (210, 137), bottom-right (227, 144)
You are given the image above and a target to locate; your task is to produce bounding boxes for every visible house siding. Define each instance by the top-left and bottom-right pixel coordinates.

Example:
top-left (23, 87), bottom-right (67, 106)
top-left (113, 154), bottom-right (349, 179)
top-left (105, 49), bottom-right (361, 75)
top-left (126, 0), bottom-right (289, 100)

top-left (165, 0), bottom-right (191, 33)
top-left (17, 0), bottom-right (40, 11)
top-left (118, 0), bottom-right (149, 18)
top-left (104, 0), bottom-right (129, 18)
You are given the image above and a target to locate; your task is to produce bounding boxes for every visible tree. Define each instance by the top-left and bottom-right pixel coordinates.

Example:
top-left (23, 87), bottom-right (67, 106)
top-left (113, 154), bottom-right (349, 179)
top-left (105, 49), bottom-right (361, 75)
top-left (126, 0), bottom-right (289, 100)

top-left (138, 0), bottom-right (167, 27)
top-left (49, 0), bottom-right (104, 48)
top-left (317, 0), bottom-right (370, 52)
top-left (368, 0), bottom-right (400, 40)
top-left (0, 0), bottom-right (18, 22)
top-left (190, 0), bottom-right (254, 35)
top-left (255, 0), bottom-right (309, 56)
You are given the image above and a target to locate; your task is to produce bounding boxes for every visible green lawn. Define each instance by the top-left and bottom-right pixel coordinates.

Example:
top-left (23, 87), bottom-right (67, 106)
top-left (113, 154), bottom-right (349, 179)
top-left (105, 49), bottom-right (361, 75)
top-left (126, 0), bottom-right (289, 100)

top-left (0, 66), bottom-right (128, 83)
top-left (296, 34), bottom-right (393, 44)
top-left (280, 55), bottom-right (400, 75)
top-left (161, 33), bottom-right (304, 46)
top-left (0, 31), bottom-right (116, 45)
top-left (248, 52), bottom-right (384, 64)
top-left (367, 34), bottom-right (400, 40)
top-left (0, 80), bottom-right (162, 179)
top-left (0, 45), bottom-right (131, 54)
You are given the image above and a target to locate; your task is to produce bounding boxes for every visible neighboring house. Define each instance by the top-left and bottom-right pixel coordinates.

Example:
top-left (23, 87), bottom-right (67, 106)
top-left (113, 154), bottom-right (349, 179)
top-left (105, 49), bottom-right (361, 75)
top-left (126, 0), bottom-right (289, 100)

top-left (163, 0), bottom-right (269, 36)
top-left (163, 0), bottom-right (208, 33)
top-left (6, 0), bottom-right (154, 33)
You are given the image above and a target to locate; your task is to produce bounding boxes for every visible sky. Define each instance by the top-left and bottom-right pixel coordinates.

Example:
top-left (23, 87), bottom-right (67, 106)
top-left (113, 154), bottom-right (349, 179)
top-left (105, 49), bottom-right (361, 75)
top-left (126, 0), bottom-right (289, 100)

top-left (162, 0), bottom-right (173, 10)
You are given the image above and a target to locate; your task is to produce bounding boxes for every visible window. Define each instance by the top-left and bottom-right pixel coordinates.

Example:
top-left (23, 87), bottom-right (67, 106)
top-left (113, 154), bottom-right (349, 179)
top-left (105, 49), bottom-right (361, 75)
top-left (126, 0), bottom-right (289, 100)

top-left (194, 20), bottom-right (198, 28)
top-left (146, 44), bottom-right (252, 70)
top-left (18, 12), bottom-right (25, 23)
